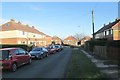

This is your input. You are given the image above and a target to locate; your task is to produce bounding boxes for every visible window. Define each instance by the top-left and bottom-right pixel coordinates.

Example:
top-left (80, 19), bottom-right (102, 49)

top-left (18, 49), bottom-right (26, 55)
top-left (13, 49), bottom-right (19, 55)
top-left (106, 30), bottom-right (109, 35)
top-left (5, 23), bottom-right (10, 27)
top-left (111, 29), bottom-right (113, 34)
top-left (0, 50), bottom-right (9, 60)
top-left (104, 31), bottom-right (106, 36)
top-left (33, 35), bottom-right (36, 37)
top-left (22, 41), bottom-right (25, 44)
top-left (22, 31), bottom-right (25, 35)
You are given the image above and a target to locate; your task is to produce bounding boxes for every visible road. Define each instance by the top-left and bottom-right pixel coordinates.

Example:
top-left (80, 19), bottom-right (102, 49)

top-left (2, 47), bottom-right (72, 78)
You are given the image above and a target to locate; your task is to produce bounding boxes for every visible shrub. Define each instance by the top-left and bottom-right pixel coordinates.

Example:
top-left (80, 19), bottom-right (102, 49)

top-left (84, 40), bottom-right (120, 52)
top-left (106, 40), bottom-right (120, 48)
top-left (0, 44), bottom-right (33, 52)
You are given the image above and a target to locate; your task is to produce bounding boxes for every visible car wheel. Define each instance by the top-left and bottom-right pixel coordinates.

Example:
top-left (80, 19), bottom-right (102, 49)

top-left (40, 55), bottom-right (43, 59)
top-left (46, 54), bottom-right (48, 57)
top-left (28, 58), bottom-right (32, 64)
top-left (36, 55), bottom-right (41, 60)
top-left (11, 63), bottom-right (17, 72)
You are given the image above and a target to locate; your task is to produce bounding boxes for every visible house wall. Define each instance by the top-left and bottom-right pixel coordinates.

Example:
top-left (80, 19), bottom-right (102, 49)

top-left (45, 37), bottom-right (52, 46)
top-left (113, 21), bottom-right (120, 40)
top-left (52, 39), bottom-right (61, 44)
top-left (0, 30), bottom-right (47, 46)
top-left (64, 40), bottom-right (77, 45)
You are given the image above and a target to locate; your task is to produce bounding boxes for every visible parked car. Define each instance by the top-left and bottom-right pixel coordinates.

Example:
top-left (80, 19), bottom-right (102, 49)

top-left (54, 45), bottom-right (61, 52)
top-left (58, 45), bottom-right (63, 51)
top-left (46, 45), bottom-right (57, 54)
top-left (29, 47), bottom-right (48, 59)
top-left (0, 48), bottom-right (32, 72)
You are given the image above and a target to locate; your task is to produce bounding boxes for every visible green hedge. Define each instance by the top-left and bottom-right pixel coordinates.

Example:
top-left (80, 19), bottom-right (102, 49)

top-left (106, 40), bottom-right (120, 48)
top-left (0, 44), bottom-right (33, 52)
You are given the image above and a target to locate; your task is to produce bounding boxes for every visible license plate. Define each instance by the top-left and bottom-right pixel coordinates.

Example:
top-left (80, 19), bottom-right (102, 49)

top-left (31, 56), bottom-right (35, 58)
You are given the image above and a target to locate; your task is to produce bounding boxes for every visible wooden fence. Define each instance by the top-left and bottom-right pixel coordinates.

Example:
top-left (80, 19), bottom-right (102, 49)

top-left (94, 46), bottom-right (119, 60)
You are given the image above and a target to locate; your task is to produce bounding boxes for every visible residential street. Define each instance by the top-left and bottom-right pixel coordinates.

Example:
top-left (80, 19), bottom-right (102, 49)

top-left (2, 47), bottom-right (72, 78)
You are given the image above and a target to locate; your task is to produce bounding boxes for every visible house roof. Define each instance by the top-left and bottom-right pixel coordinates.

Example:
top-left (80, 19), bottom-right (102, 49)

top-left (64, 36), bottom-right (77, 41)
top-left (52, 36), bottom-right (61, 40)
top-left (80, 36), bottom-right (91, 41)
top-left (0, 19), bottom-right (46, 35)
top-left (94, 18), bottom-right (120, 34)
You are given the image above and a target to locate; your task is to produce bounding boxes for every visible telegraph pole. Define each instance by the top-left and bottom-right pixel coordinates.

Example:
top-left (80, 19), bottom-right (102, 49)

top-left (92, 10), bottom-right (95, 40)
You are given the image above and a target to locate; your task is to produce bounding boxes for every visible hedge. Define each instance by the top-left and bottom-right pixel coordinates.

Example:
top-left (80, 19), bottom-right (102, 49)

top-left (0, 44), bottom-right (33, 52)
top-left (85, 40), bottom-right (120, 52)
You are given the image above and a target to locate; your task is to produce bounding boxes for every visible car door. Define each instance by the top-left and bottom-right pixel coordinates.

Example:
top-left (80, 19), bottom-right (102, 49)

top-left (17, 49), bottom-right (27, 65)
top-left (42, 47), bottom-right (48, 56)
top-left (20, 49), bottom-right (30, 64)
top-left (13, 49), bottom-right (23, 66)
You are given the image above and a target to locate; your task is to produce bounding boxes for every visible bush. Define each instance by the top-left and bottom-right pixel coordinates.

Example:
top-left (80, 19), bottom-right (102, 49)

top-left (84, 40), bottom-right (120, 52)
top-left (0, 44), bottom-right (33, 52)
top-left (106, 40), bottom-right (120, 48)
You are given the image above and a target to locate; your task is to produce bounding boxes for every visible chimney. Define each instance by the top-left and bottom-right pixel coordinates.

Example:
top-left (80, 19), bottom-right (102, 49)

top-left (32, 26), bottom-right (35, 28)
top-left (10, 19), bottom-right (15, 22)
top-left (115, 18), bottom-right (119, 21)
top-left (104, 24), bottom-right (106, 26)
top-left (109, 22), bottom-right (111, 24)
top-left (18, 21), bottom-right (21, 24)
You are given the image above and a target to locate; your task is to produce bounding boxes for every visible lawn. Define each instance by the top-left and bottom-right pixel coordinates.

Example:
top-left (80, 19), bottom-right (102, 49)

top-left (66, 49), bottom-right (104, 79)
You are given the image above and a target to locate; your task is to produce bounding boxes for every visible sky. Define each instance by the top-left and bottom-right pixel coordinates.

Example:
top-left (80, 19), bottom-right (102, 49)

top-left (1, 2), bottom-right (118, 39)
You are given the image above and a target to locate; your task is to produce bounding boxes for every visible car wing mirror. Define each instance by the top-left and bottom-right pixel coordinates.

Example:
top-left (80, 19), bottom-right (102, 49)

top-left (9, 54), bottom-right (12, 59)
top-left (25, 52), bottom-right (28, 55)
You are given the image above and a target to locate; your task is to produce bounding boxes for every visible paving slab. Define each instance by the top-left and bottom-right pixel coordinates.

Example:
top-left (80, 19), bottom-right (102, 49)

top-left (81, 50), bottom-right (119, 79)
top-left (100, 70), bottom-right (118, 78)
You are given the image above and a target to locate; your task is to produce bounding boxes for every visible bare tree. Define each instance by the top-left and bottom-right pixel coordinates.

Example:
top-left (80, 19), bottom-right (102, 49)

top-left (74, 33), bottom-right (85, 41)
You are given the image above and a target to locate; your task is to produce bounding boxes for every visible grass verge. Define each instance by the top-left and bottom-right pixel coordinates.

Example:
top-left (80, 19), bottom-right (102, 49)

top-left (66, 49), bottom-right (104, 79)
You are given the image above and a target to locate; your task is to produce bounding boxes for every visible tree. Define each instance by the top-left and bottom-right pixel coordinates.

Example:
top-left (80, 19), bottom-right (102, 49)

top-left (51, 41), bottom-right (55, 45)
top-left (74, 33), bottom-right (85, 41)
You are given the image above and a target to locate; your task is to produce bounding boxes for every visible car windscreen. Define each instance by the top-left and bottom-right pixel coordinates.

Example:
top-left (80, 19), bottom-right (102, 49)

top-left (32, 48), bottom-right (42, 51)
top-left (0, 50), bottom-right (9, 60)
top-left (55, 46), bottom-right (59, 48)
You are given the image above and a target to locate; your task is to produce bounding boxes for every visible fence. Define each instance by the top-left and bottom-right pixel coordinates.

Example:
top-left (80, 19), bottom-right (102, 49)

top-left (93, 46), bottom-right (119, 60)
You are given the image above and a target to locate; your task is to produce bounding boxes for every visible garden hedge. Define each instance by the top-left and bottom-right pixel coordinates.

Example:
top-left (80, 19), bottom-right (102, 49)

top-left (85, 40), bottom-right (120, 52)
top-left (0, 44), bottom-right (33, 52)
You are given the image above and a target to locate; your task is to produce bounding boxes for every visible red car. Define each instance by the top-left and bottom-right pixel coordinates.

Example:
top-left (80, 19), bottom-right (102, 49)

top-left (0, 48), bottom-right (32, 72)
top-left (46, 45), bottom-right (57, 54)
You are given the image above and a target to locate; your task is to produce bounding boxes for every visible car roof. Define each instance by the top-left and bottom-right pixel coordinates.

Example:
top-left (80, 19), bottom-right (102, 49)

top-left (0, 47), bottom-right (20, 50)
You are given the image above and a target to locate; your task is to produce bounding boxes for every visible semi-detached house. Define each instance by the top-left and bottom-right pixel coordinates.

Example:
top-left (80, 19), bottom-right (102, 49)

top-left (94, 18), bottom-right (120, 40)
top-left (64, 36), bottom-right (77, 45)
top-left (0, 19), bottom-right (52, 46)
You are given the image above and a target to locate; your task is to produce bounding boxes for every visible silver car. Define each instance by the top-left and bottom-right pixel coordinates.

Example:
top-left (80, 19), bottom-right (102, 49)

top-left (29, 47), bottom-right (48, 60)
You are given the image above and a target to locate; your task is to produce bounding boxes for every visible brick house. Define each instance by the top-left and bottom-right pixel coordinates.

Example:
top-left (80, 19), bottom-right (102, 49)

top-left (0, 19), bottom-right (52, 46)
top-left (64, 36), bottom-right (77, 45)
top-left (94, 18), bottom-right (120, 40)
top-left (52, 36), bottom-right (62, 44)
top-left (80, 36), bottom-right (91, 45)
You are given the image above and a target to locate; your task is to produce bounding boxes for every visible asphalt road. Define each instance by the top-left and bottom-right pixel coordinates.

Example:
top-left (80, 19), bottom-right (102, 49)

top-left (2, 47), bottom-right (72, 78)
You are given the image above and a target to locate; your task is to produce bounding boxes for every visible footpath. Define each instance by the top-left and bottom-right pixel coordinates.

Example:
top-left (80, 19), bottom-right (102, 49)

top-left (81, 49), bottom-right (119, 80)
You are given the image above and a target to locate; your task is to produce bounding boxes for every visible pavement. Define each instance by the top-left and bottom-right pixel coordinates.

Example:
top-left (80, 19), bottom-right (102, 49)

top-left (81, 50), bottom-right (119, 80)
